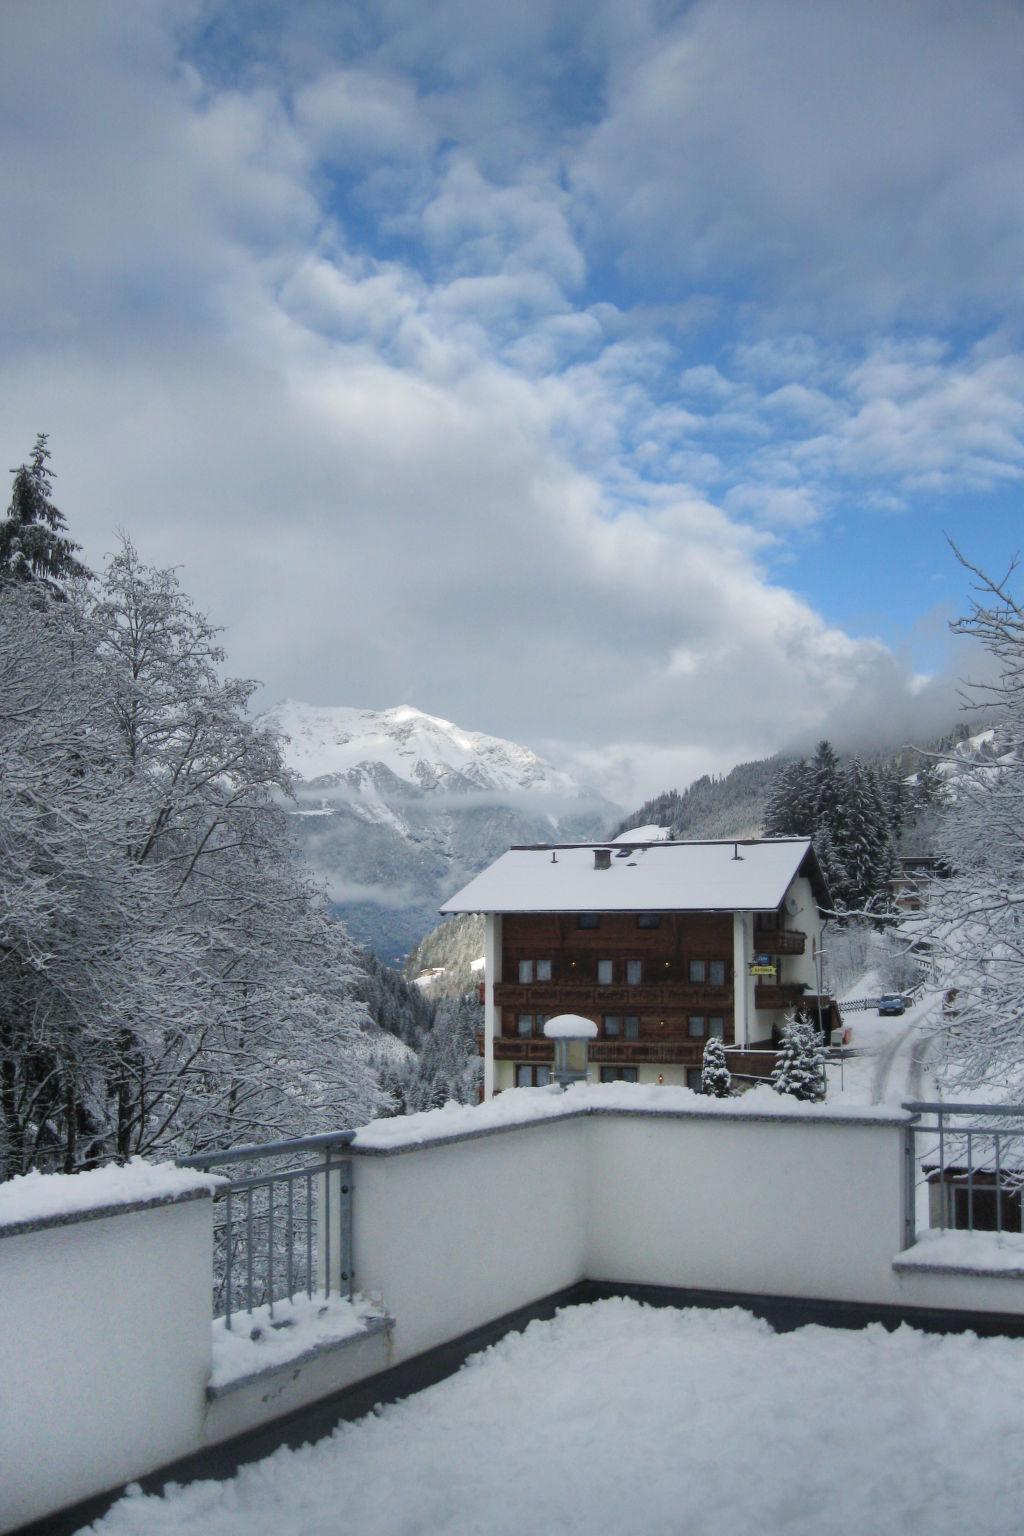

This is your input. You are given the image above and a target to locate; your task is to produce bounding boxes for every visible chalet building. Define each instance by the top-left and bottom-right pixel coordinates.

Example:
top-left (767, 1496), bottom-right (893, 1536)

top-left (441, 837), bottom-right (839, 1098)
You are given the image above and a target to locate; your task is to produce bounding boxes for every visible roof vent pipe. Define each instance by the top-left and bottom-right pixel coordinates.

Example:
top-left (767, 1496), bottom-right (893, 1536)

top-left (551, 851), bottom-right (558, 863)
top-left (732, 842), bottom-right (743, 860)
top-left (594, 849), bottom-right (612, 870)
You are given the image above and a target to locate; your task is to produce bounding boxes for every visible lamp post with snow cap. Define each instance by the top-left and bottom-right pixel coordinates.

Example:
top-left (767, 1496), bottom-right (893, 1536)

top-left (543, 1014), bottom-right (598, 1090)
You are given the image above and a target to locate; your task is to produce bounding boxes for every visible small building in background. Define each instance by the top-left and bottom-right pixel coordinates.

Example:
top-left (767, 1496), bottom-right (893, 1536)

top-left (441, 836), bottom-right (839, 1098)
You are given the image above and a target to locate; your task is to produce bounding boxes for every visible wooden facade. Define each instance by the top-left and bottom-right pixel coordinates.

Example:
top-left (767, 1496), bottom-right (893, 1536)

top-left (489, 910), bottom-right (822, 1083)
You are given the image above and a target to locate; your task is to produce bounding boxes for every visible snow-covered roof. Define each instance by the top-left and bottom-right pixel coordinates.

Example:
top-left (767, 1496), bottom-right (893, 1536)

top-left (441, 838), bottom-right (824, 915)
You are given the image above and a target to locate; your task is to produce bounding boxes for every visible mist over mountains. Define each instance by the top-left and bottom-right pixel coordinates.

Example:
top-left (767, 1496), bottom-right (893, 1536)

top-left (262, 702), bottom-right (619, 962)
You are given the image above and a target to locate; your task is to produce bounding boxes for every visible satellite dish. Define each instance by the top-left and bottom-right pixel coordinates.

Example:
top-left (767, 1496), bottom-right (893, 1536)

top-left (784, 894), bottom-right (800, 916)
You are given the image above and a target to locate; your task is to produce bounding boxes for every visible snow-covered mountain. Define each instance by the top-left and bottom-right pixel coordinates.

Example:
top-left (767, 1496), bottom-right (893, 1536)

top-left (261, 701), bottom-right (619, 962)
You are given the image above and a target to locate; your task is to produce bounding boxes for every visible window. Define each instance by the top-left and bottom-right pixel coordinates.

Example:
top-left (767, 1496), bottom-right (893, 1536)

top-left (517, 1013), bottom-right (533, 1036)
top-left (536, 1014), bottom-right (550, 1032)
top-left (637, 913), bottom-right (661, 929)
top-left (600, 1066), bottom-right (639, 1084)
top-left (686, 1068), bottom-right (703, 1091)
top-left (625, 959), bottom-right (643, 985)
top-left (518, 959), bottom-right (552, 983)
top-left (603, 1015), bottom-right (621, 1037)
top-left (518, 960), bottom-right (533, 984)
top-left (688, 1016), bottom-right (706, 1039)
top-left (688, 960), bottom-right (706, 984)
top-left (597, 960), bottom-right (614, 985)
top-left (536, 959), bottom-right (552, 981)
top-left (578, 913), bottom-right (600, 929)
top-left (709, 1016), bottom-right (725, 1039)
top-left (624, 1016), bottom-right (640, 1039)
top-left (516, 1064), bottom-right (552, 1087)
top-left (709, 960), bottom-right (727, 986)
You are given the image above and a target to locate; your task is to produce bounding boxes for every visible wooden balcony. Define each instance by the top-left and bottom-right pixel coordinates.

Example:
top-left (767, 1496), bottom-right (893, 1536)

top-left (753, 984), bottom-right (810, 1011)
top-left (493, 983), bottom-right (733, 1011)
top-left (753, 928), bottom-right (807, 955)
top-left (588, 1041), bottom-right (700, 1066)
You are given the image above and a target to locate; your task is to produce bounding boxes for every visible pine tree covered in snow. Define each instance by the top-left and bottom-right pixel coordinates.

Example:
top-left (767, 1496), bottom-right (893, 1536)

top-left (763, 740), bottom-right (899, 914)
top-left (770, 1013), bottom-right (826, 1102)
top-left (700, 1037), bottom-right (731, 1097)
top-left (0, 435), bottom-right (89, 593)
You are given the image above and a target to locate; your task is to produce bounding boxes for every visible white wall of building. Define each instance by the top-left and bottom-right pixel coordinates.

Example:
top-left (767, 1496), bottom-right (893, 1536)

top-left (1, 1197), bottom-right (213, 1533)
top-left (784, 875), bottom-right (824, 993)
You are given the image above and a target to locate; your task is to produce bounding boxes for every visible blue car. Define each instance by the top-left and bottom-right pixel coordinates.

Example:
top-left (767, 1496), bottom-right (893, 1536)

top-left (878, 994), bottom-right (906, 1016)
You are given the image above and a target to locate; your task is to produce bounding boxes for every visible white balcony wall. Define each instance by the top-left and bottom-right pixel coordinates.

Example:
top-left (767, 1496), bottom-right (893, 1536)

top-left (585, 1113), bottom-right (905, 1304)
top-left (1, 1196), bottom-right (213, 1533)
top-left (352, 1117), bottom-right (589, 1365)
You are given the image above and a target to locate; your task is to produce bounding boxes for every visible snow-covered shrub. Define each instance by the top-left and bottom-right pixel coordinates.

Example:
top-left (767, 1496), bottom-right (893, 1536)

top-left (700, 1037), bottom-right (732, 1098)
top-left (770, 1013), bottom-right (826, 1102)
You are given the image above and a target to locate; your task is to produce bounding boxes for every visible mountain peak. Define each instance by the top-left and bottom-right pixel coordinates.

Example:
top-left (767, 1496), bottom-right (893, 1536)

top-left (259, 699), bottom-right (582, 797)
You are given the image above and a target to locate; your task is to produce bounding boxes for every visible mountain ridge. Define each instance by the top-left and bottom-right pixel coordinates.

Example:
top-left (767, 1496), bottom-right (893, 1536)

top-left (260, 700), bottom-right (619, 962)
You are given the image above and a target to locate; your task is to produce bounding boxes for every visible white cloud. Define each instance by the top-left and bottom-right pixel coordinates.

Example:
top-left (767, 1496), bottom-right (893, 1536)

top-left (575, 0), bottom-right (1024, 321)
top-left (0, 0), bottom-right (996, 813)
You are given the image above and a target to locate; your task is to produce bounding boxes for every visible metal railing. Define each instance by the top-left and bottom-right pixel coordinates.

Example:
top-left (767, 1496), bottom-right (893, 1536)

top-left (903, 1101), bottom-right (1024, 1248)
top-left (178, 1131), bottom-right (355, 1330)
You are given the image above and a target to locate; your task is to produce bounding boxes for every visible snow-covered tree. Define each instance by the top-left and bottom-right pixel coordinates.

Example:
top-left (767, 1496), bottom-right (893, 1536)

top-left (0, 435), bottom-right (89, 593)
top-left (700, 1036), bottom-right (731, 1097)
top-left (1, 535), bottom-right (386, 1178)
top-left (770, 1013), bottom-right (826, 1102)
top-left (916, 554), bottom-right (1024, 1092)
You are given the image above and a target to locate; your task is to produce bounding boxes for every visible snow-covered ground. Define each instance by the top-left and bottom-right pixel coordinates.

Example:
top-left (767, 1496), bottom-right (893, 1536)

top-left (86, 1298), bottom-right (1024, 1536)
top-left (826, 971), bottom-right (941, 1105)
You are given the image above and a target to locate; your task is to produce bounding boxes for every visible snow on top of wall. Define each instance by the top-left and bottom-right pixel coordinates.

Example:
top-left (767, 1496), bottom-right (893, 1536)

top-left (544, 1015), bottom-right (599, 1038)
top-left (0, 1158), bottom-right (223, 1231)
top-left (210, 1293), bottom-right (389, 1391)
top-left (350, 1082), bottom-right (908, 1152)
top-left (895, 1228), bottom-right (1024, 1274)
top-left (614, 825), bottom-right (671, 842)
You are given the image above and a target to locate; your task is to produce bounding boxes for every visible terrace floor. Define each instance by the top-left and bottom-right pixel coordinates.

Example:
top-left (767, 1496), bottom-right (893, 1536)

top-left (86, 1298), bottom-right (1024, 1536)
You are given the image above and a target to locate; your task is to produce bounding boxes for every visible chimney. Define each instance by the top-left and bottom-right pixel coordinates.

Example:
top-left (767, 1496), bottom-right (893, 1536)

top-left (594, 849), bottom-right (612, 870)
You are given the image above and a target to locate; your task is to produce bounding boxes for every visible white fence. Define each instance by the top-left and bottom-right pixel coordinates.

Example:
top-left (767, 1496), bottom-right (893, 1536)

top-left (5, 1102), bottom-right (1024, 1532)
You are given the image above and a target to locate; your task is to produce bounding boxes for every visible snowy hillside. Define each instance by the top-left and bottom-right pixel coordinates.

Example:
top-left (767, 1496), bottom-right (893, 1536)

top-left (260, 701), bottom-right (618, 962)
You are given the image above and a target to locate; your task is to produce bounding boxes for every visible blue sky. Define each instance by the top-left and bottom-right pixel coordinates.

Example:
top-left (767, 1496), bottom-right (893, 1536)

top-left (2, 0), bottom-right (1023, 802)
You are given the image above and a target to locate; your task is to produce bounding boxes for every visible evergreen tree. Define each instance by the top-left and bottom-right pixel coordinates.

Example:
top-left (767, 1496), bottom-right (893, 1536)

top-left (700, 1036), bottom-right (731, 1097)
top-left (0, 436), bottom-right (90, 594)
top-left (770, 1013), bottom-right (826, 1102)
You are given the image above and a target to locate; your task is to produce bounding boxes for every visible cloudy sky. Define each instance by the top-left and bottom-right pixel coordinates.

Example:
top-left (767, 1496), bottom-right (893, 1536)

top-left (3, 0), bottom-right (1023, 803)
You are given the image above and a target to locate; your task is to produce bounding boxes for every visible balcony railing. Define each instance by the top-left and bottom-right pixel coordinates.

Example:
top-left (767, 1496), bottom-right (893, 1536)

top-left (904, 1101), bottom-right (1024, 1247)
top-left (178, 1131), bottom-right (354, 1329)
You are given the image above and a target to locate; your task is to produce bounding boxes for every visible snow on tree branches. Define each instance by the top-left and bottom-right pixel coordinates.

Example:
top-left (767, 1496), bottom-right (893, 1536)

top-left (0, 528), bottom-right (387, 1179)
top-left (700, 1036), bottom-right (731, 1097)
top-left (770, 1013), bottom-right (826, 1102)
top-left (915, 552), bottom-right (1024, 1093)
top-left (0, 435), bottom-right (90, 593)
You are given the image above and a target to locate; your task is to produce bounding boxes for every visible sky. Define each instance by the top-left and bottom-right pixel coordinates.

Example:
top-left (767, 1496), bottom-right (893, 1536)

top-left (2, 0), bottom-right (1023, 805)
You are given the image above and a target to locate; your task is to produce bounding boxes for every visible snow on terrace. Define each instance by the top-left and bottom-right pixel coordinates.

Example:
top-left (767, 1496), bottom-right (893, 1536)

top-left (87, 1298), bottom-right (1024, 1536)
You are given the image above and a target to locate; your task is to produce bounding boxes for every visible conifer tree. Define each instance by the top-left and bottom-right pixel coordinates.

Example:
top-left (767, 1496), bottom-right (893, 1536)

top-left (770, 1012), bottom-right (826, 1102)
top-left (700, 1036), bottom-right (731, 1097)
top-left (0, 435), bottom-right (90, 594)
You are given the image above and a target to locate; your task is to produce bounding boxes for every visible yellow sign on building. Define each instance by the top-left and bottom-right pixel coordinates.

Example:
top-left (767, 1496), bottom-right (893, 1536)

top-left (748, 964), bottom-right (777, 977)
